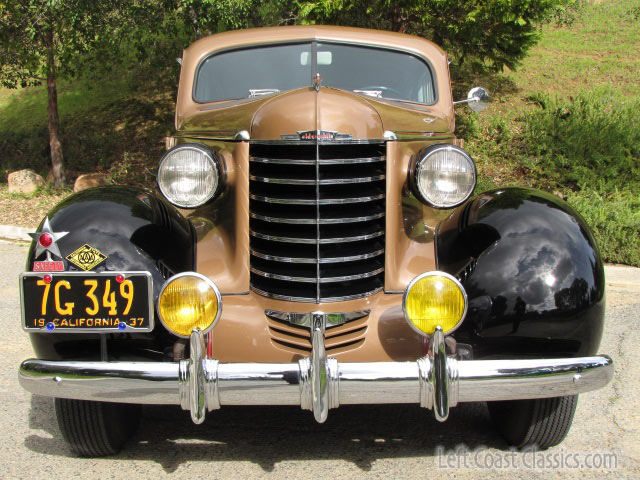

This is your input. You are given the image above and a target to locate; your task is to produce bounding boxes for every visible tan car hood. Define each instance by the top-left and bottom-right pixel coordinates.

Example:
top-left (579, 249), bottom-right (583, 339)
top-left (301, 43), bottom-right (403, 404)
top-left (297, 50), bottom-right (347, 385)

top-left (179, 87), bottom-right (453, 140)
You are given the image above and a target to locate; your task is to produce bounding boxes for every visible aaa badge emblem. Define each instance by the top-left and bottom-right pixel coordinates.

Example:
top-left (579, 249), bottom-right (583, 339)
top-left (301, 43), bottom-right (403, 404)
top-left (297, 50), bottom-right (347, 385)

top-left (66, 244), bottom-right (108, 271)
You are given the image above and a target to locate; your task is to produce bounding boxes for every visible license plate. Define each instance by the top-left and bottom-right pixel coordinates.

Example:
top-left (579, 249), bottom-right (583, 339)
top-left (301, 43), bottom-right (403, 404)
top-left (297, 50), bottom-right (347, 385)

top-left (20, 272), bottom-right (153, 332)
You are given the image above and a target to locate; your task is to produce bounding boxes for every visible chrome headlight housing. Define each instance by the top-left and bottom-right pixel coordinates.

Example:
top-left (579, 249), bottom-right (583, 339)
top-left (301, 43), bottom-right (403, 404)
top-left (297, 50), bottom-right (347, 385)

top-left (402, 271), bottom-right (468, 337)
top-left (158, 143), bottom-right (224, 208)
top-left (410, 144), bottom-right (476, 209)
top-left (157, 272), bottom-right (222, 338)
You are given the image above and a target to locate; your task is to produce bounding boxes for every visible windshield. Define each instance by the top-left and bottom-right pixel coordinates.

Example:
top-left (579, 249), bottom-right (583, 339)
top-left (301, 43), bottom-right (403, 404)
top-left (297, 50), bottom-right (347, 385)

top-left (193, 42), bottom-right (436, 104)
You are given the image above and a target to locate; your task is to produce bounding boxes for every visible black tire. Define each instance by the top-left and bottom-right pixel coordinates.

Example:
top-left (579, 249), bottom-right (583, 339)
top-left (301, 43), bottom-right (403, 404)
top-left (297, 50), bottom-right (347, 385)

top-left (54, 398), bottom-right (141, 456)
top-left (487, 395), bottom-right (578, 449)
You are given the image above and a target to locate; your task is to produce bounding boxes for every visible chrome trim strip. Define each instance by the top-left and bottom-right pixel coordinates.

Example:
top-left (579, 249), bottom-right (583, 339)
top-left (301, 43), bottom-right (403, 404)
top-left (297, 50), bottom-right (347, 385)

top-left (251, 248), bottom-right (384, 264)
top-left (250, 214), bottom-right (317, 225)
top-left (250, 156), bottom-right (385, 165)
top-left (394, 133), bottom-right (455, 141)
top-left (250, 285), bottom-right (384, 303)
top-left (250, 230), bottom-right (384, 243)
top-left (173, 132), bottom-right (236, 141)
top-left (18, 355), bottom-right (613, 424)
top-left (250, 266), bottom-right (384, 283)
top-left (250, 193), bottom-right (385, 205)
top-left (315, 126), bottom-right (321, 303)
top-left (250, 139), bottom-right (388, 145)
top-left (250, 212), bottom-right (385, 225)
top-left (250, 231), bottom-right (316, 243)
top-left (250, 174), bottom-right (386, 185)
top-left (266, 309), bottom-right (370, 327)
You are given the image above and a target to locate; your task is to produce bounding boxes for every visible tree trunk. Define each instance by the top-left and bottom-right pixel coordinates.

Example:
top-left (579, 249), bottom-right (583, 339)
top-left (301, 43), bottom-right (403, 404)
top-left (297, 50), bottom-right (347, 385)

top-left (391, 1), bottom-right (407, 33)
top-left (46, 29), bottom-right (65, 187)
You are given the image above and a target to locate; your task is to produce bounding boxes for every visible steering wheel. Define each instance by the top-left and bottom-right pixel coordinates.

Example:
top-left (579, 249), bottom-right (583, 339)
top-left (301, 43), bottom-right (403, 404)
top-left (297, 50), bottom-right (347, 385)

top-left (356, 86), bottom-right (405, 100)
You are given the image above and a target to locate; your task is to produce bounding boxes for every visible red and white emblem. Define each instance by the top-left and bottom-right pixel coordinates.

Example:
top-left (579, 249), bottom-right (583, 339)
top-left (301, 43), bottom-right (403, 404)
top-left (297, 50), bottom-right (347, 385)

top-left (28, 217), bottom-right (68, 271)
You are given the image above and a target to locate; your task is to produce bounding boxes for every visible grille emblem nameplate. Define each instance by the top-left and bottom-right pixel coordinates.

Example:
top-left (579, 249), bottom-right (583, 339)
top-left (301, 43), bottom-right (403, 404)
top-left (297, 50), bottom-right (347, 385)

top-left (280, 130), bottom-right (353, 141)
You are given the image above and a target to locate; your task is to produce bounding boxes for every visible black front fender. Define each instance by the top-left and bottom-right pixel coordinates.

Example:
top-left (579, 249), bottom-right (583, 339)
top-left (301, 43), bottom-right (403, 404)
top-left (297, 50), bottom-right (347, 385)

top-left (26, 186), bottom-right (196, 361)
top-left (436, 188), bottom-right (605, 359)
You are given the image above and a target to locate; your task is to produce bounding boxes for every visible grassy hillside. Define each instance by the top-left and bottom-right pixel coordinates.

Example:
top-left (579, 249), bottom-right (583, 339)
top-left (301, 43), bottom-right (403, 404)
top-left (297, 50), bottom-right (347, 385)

top-left (456, 0), bottom-right (640, 265)
top-left (0, 0), bottom-right (638, 264)
top-left (0, 76), bottom-right (175, 185)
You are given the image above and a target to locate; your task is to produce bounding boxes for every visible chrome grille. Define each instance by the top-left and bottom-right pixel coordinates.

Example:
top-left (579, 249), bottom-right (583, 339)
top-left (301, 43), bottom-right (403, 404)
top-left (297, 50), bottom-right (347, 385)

top-left (266, 311), bottom-right (369, 354)
top-left (249, 143), bottom-right (386, 302)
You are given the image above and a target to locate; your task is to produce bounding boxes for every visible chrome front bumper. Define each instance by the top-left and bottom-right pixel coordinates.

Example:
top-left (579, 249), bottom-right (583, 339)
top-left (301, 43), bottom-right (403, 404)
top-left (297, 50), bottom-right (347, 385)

top-left (19, 322), bottom-right (613, 425)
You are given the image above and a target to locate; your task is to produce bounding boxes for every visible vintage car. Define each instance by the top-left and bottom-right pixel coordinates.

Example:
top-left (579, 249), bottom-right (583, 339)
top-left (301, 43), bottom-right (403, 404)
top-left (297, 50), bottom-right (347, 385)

top-left (18, 26), bottom-right (612, 456)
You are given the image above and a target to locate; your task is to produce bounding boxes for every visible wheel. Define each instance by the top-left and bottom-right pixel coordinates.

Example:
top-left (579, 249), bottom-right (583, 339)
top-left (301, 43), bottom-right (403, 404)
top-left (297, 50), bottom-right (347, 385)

top-left (487, 395), bottom-right (578, 449)
top-left (54, 398), bottom-right (141, 456)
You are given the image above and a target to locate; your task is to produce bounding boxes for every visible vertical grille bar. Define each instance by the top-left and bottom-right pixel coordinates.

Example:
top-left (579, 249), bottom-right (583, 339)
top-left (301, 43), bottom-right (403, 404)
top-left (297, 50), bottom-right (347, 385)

top-left (315, 138), bottom-right (321, 303)
top-left (249, 143), bottom-right (386, 302)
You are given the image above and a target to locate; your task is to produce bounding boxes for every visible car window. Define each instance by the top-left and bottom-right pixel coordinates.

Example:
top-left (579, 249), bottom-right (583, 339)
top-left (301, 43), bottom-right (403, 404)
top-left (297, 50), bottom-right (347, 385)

top-left (194, 43), bottom-right (312, 103)
top-left (317, 43), bottom-right (435, 104)
top-left (193, 42), bottom-right (435, 105)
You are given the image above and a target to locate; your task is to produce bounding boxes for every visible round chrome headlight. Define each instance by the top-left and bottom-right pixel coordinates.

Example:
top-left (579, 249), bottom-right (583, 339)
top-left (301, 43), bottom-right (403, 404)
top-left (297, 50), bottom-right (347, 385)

top-left (158, 144), bottom-right (223, 208)
top-left (410, 144), bottom-right (476, 208)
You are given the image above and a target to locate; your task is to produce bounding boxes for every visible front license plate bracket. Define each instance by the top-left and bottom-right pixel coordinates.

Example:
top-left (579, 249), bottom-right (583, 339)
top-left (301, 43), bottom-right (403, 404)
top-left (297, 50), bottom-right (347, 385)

top-left (20, 271), bottom-right (153, 333)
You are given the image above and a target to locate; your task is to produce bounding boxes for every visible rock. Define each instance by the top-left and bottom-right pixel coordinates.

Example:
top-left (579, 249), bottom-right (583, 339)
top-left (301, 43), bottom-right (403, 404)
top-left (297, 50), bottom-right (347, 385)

top-left (7, 169), bottom-right (45, 194)
top-left (73, 173), bottom-right (111, 192)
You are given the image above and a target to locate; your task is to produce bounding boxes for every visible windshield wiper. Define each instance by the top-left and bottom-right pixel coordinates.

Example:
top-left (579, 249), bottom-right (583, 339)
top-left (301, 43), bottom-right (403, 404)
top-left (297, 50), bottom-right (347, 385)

top-left (353, 89), bottom-right (383, 98)
top-left (249, 88), bottom-right (280, 98)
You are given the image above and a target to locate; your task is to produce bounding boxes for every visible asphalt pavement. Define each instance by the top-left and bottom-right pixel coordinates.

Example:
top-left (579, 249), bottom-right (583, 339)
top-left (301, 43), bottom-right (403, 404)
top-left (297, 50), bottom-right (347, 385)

top-left (1, 239), bottom-right (638, 479)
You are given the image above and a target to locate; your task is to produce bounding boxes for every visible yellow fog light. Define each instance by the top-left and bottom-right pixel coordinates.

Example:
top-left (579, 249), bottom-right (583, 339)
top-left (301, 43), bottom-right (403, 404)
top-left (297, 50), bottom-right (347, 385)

top-left (158, 272), bottom-right (222, 337)
top-left (402, 271), bottom-right (467, 336)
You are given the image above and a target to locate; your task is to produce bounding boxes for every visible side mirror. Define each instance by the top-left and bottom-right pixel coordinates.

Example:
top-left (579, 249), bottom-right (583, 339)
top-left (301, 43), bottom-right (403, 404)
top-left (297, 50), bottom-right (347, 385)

top-left (454, 87), bottom-right (490, 112)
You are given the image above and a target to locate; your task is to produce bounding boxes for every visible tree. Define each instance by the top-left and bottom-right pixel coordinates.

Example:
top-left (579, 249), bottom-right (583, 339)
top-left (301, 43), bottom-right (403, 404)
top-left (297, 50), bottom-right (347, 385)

top-left (286, 0), bottom-right (578, 72)
top-left (0, 1), bottom-right (128, 187)
top-left (161, 1), bottom-right (578, 72)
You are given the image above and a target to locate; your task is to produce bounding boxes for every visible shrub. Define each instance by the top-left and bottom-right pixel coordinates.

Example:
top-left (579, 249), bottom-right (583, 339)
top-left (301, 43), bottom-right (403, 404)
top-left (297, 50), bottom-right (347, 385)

top-left (519, 90), bottom-right (640, 194)
top-left (568, 189), bottom-right (640, 266)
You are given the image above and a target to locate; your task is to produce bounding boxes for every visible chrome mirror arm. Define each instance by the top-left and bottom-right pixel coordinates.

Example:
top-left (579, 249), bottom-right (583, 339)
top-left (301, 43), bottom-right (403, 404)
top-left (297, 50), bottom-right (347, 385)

top-left (454, 86), bottom-right (490, 112)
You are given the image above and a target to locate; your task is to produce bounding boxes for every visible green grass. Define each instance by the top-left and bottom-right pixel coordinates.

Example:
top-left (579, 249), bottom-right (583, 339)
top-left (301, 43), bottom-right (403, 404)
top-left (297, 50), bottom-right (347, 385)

top-left (0, 75), bottom-right (174, 187)
top-left (457, 0), bottom-right (640, 265)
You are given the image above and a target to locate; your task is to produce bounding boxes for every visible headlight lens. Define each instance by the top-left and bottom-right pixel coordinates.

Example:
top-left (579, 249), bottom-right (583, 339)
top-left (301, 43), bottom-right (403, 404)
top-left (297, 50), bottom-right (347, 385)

top-left (411, 144), bottom-right (476, 208)
top-left (402, 271), bottom-right (467, 336)
top-left (157, 272), bottom-right (222, 337)
top-left (158, 144), bottom-right (223, 208)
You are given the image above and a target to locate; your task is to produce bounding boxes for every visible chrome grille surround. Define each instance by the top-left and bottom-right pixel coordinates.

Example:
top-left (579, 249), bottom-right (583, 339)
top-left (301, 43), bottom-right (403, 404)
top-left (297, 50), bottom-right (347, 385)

top-left (266, 309), bottom-right (370, 354)
top-left (249, 143), bottom-right (386, 302)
